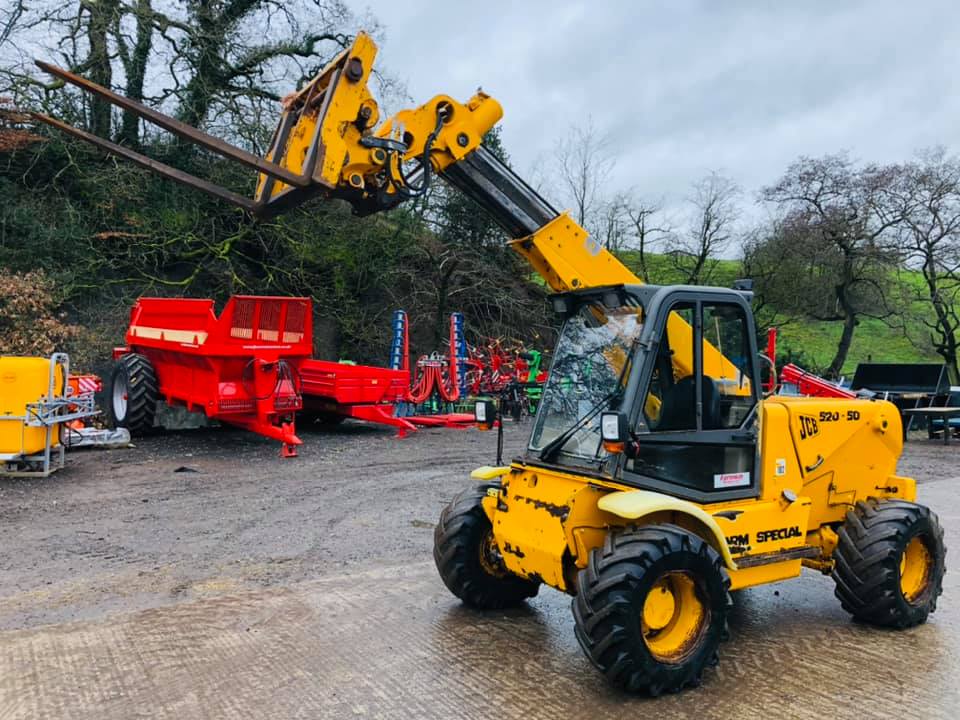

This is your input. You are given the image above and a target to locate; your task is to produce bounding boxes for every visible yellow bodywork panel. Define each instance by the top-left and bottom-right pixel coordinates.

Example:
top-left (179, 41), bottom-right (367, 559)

top-left (759, 397), bottom-right (914, 527)
top-left (483, 393), bottom-right (916, 596)
top-left (486, 463), bottom-right (816, 594)
top-left (597, 490), bottom-right (738, 569)
top-left (255, 31), bottom-right (502, 208)
top-left (470, 465), bottom-right (511, 480)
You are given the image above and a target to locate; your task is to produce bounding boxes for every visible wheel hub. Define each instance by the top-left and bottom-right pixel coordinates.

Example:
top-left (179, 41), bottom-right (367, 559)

top-left (112, 375), bottom-right (129, 419)
top-left (478, 530), bottom-right (508, 578)
top-left (899, 535), bottom-right (933, 604)
top-left (642, 581), bottom-right (677, 630)
top-left (641, 571), bottom-right (709, 664)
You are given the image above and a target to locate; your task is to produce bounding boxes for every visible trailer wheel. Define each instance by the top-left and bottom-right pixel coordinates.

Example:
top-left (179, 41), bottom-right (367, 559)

top-left (573, 525), bottom-right (731, 695)
top-left (110, 353), bottom-right (159, 435)
top-left (833, 498), bottom-right (946, 628)
top-left (434, 484), bottom-right (540, 609)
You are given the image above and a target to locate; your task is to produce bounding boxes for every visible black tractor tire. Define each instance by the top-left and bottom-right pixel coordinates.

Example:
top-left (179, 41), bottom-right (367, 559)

top-left (109, 353), bottom-right (159, 435)
top-left (434, 484), bottom-right (540, 610)
top-left (833, 498), bottom-right (946, 628)
top-left (573, 524), bottom-right (732, 695)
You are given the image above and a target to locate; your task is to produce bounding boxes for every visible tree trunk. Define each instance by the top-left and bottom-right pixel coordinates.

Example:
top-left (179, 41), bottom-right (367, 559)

top-left (84, 0), bottom-right (116, 137)
top-left (176, 1), bottom-right (223, 128)
top-left (943, 350), bottom-right (960, 386)
top-left (637, 239), bottom-right (650, 283)
top-left (118, 0), bottom-right (154, 147)
top-left (433, 259), bottom-right (457, 348)
top-left (923, 258), bottom-right (960, 385)
top-left (931, 299), bottom-right (959, 384)
top-left (827, 309), bottom-right (858, 379)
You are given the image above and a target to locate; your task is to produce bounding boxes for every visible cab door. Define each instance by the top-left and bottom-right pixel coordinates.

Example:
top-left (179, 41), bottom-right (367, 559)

top-left (624, 292), bottom-right (761, 503)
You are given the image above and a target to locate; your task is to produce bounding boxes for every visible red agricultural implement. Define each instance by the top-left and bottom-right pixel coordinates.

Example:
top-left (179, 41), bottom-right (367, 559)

top-left (762, 327), bottom-right (855, 399)
top-left (298, 361), bottom-right (412, 434)
top-left (780, 363), bottom-right (857, 399)
top-left (110, 295), bottom-right (411, 455)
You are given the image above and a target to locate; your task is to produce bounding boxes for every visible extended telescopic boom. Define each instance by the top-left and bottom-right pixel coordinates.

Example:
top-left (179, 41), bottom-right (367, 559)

top-left (34, 31), bottom-right (740, 381)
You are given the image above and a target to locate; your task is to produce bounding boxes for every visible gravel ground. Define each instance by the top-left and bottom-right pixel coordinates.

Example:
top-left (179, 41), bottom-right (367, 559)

top-left (0, 422), bottom-right (958, 719)
top-left (0, 422), bottom-right (528, 630)
top-left (0, 422), bottom-right (955, 631)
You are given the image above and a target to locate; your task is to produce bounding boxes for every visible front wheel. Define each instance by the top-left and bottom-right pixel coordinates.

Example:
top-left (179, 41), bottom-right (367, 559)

top-left (433, 484), bottom-right (540, 609)
top-left (833, 498), bottom-right (946, 628)
top-left (573, 525), bottom-right (731, 695)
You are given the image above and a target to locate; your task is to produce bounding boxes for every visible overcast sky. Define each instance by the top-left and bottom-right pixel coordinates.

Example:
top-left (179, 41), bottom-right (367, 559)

top-left (360, 0), bottom-right (959, 215)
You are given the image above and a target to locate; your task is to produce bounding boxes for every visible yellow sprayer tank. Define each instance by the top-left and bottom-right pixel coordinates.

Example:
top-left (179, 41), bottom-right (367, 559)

top-left (0, 356), bottom-right (63, 456)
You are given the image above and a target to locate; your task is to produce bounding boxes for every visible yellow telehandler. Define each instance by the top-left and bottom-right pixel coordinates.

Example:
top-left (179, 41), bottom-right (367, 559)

top-left (35, 31), bottom-right (947, 695)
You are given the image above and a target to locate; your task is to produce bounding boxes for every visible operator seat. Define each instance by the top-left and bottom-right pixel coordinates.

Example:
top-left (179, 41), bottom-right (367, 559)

top-left (657, 375), bottom-right (722, 431)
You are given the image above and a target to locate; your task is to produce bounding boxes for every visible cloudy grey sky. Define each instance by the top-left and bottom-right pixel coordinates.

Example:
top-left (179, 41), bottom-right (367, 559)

top-left (361, 0), bottom-right (959, 214)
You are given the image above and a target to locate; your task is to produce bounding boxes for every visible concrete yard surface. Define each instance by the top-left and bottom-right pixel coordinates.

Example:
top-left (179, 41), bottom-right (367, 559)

top-left (0, 424), bottom-right (958, 718)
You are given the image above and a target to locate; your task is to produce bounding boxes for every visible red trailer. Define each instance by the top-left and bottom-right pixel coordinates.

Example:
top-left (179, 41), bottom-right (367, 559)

top-left (298, 361), bottom-right (414, 434)
top-left (110, 295), bottom-right (412, 455)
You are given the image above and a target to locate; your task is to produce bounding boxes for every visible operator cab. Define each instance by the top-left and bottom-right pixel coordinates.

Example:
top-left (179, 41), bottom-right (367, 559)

top-left (527, 284), bottom-right (761, 503)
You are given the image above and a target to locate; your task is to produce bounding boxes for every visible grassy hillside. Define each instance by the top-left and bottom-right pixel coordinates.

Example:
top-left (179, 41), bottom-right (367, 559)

top-left (613, 251), bottom-right (941, 377)
top-left (776, 317), bottom-right (935, 378)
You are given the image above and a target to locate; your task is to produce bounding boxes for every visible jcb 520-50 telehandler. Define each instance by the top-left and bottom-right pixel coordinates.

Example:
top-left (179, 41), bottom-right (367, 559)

top-left (36, 31), bottom-right (947, 696)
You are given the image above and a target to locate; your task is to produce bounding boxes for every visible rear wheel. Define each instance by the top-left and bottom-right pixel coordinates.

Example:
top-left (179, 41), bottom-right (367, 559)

top-left (573, 525), bottom-right (731, 695)
top-left (433, 484), bottom-right (540, 609)
top-left (833, 498), bottom-right (946, 628)
top-left (110, 353), bottom-right (158, 435)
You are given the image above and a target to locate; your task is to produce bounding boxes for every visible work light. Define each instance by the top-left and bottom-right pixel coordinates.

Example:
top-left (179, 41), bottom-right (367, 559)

top-left (600, 411), bottom-right (628, 454)
top-left (474, 399), bottom-right (497, 431)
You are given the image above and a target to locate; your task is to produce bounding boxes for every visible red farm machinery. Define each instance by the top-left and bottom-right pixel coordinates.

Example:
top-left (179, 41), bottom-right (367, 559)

top-left (110, 295), bottom-right (409, 456)
top-left (388, 310), bottom-right (548, 426)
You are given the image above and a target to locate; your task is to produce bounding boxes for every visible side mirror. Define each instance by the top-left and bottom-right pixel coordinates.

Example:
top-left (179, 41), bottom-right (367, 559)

top-left (475, 399), bottom-right (497, 431)
top-left (600, 411), bottom-right (629, 454)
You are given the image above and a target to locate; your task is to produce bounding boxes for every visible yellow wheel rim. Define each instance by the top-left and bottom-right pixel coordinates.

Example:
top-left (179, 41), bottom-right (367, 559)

top-left (641, 571), bottom-right (709, 664)
top-left (478, 530), bottom-right (507, 578)
top-left (899, 535), bottom-right (933, 604)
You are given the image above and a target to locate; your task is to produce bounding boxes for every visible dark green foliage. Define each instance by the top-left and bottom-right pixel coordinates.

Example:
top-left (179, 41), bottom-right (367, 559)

top-left (0, 129), bottom-right (553, 368)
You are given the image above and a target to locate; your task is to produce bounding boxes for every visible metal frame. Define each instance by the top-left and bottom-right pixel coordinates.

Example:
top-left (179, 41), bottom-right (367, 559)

top-left (522, 284), bottom-right (762, 503)
top-left (619, 287), bottom-right (762, 503)
top-left (30, 56), bottom-right (347, 216)
top-left (1, 353), bottom-right (99, 478)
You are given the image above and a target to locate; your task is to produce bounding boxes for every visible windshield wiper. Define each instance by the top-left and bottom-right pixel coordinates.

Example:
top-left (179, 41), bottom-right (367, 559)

top-left (537, 336), bottom-right (637, 464)
top-left (538, 388), bottom-right (619, 463)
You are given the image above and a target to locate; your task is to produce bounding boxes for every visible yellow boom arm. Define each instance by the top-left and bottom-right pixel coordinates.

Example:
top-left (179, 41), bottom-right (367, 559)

top-left (33, 31), bottom-right (740, 385)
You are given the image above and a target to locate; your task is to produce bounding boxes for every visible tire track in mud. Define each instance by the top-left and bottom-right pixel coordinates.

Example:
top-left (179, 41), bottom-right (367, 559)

top-left (1, 548), bottom-right (958, 720)
top-left (1, 429), bottom-right (957, 717)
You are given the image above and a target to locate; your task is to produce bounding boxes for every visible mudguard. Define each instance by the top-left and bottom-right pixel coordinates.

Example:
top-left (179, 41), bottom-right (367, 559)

top-left (597, 489), bottom-right (738, 569)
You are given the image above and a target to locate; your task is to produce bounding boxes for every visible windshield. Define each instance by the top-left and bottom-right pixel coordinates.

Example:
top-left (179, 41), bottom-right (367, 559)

top-left (529, 301), bottom-right (644, 461)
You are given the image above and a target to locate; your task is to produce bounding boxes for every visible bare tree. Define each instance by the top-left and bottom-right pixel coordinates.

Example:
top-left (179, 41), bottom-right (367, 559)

top-left (625, 197), bottom-right (670, 282)
top-left (555, 118), bottom-right (615, 234)
top-left (667, 172), bottom-right (740, 285)
top-left (598, 191), bottom-right (631, 252)
top-left (1, 0), bottom-right (361, 150)
top-left (763, 154), bottom-right (902, 377)
top-left (0, 1), bottom-right (27, 52)
top-left (888, 148), bottom-right (960, 381)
